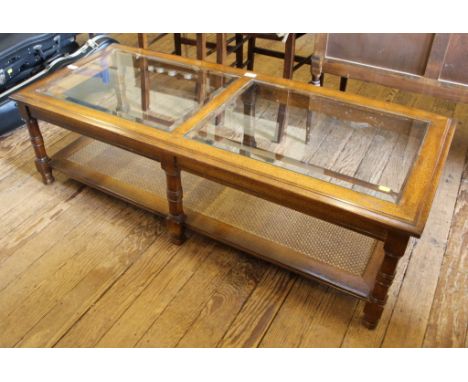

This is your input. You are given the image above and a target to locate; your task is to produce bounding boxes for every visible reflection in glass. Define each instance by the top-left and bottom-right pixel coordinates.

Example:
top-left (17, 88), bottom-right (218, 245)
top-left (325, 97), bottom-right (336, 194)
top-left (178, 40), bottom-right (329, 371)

top-left (185, 81), bottom-right (429, 202)
top-left (37, 48), bottom-right (237, 131)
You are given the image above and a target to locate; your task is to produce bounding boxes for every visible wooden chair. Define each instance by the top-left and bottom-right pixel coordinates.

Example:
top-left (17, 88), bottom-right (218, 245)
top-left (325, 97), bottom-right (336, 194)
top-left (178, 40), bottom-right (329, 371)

top-left (310, 33), bottom-right (468, 102)
top-left (137, 33), bottom-right (181, 56)
top-left (175, 33), bottom-right (247, 66)
top-left (245, 34), bottom-right (311, 80)
top-left (138, 33), bottom-right (246, 65)
top-left (137, 33), bottom-right (312, 143)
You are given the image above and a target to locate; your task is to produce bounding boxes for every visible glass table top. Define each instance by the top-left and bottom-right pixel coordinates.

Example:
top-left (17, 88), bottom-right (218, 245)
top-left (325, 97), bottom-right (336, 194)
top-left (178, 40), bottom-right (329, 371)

top-left (185, 81), bottom-right (429, 202)
top-left (34, 46), bottom-right (431, 204)
top-left (37, 47), bottom-right (238, 131)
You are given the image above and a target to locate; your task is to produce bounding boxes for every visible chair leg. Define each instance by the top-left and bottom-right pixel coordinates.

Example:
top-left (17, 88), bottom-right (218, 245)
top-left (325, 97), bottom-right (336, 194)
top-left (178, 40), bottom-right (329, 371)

top-left (247, 35), bottom-right (256, 71)
top-left (173, 33), bottom-right (182, 55)
top-left (194, 34), bottom-right (208, 105)
top-left (196, 33), bottom-right (207, 60)
top-left (305, 109), bottom-right (313, 144)
top-left (137, 33), bottom-right (148, 49)
top-left (274, 34), bottom-right (296, 143)
top-left (283, 34), bottom-right (296, 80)
top-left (240, 85), bottom-right (257, 156)
top-left (214, 33), bottom-right (227, 126)
top-left (216, 33), bottom-right (227, 65)
top-left (310, 55), bottom-right (323, 87)
top-left (235, 33), bottom-right (244, 68)
top-left (339, 76), bottom-right (348, 92)
top-left (275, 104), bottom-right (288, 143)
top-left (139, 56), bottom-right (150, 113)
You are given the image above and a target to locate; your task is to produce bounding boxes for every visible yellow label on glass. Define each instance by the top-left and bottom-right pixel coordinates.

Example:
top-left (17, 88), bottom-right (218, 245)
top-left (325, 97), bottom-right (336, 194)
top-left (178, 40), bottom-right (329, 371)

top-left (378, 185), bottom-right (391, 193)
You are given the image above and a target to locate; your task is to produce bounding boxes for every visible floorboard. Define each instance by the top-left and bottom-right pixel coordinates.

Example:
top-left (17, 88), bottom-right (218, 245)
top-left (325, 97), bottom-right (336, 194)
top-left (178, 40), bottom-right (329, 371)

top-left (423, 106), bottom-right (468, 348)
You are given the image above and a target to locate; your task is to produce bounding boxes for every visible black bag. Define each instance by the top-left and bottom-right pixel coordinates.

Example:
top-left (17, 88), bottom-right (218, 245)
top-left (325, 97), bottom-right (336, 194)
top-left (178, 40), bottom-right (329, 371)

top-left (0, 34), bottom-right (117, 135)
top-left (0, 33), bottom-right (78, 93)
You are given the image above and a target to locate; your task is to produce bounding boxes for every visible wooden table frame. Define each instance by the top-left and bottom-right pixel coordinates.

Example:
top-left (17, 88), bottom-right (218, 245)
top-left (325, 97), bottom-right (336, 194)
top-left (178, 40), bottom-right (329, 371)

top-left (12, 44), bottom-right (455, 328)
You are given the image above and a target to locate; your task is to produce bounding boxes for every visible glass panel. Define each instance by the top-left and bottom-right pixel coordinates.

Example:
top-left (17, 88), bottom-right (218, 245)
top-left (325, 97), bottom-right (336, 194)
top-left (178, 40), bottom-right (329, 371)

top-left (185, 81), bottom-right (429, 202)
top-left (37, 47), bottom-right (237, 131)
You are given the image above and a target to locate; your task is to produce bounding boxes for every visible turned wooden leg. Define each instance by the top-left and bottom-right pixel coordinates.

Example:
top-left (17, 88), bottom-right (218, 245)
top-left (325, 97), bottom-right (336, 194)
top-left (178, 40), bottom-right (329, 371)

top-left (161, 156), bottom-right (186, 245)
top-left (19, 105), bottom-right (54, 185)
top-left (339, 76), bottom-right (348, 92)
top-left (363, 232), bottom-right (409, 329)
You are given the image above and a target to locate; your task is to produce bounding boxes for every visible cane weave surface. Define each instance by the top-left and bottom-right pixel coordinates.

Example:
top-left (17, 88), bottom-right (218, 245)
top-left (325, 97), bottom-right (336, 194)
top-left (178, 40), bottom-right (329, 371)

top-left (65, 137), bottom-right (377, 276)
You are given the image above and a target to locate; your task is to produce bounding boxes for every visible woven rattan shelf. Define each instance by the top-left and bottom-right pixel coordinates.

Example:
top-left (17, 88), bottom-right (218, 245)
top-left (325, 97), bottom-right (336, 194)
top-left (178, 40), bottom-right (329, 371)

top-left (51, 136), bottom-right (384, 298)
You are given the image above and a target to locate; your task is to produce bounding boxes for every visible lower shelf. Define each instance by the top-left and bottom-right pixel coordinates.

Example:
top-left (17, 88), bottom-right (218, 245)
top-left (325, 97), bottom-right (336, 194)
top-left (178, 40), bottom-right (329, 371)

top-left (51, 135), bottom-right (384, 299)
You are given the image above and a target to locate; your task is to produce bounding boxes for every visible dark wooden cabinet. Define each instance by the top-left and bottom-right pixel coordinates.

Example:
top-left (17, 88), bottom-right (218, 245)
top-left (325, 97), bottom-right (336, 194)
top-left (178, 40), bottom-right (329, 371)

top-left (312, 33), bottom-right (468, 102)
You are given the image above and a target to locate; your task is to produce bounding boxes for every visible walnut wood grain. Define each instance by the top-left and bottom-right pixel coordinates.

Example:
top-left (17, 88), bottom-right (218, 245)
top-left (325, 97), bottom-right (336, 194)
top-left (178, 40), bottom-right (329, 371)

top-left (363, 232), bottom-right (409, 328)
top-left (17, 104), bottom-right (55, 185)
top-left (161, 156), bottom-right (186, 244)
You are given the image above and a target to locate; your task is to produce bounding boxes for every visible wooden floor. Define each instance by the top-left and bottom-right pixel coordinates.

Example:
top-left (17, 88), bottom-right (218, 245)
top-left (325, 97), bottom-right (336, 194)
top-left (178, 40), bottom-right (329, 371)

top-left (0, 34), bottom-right (467, 348)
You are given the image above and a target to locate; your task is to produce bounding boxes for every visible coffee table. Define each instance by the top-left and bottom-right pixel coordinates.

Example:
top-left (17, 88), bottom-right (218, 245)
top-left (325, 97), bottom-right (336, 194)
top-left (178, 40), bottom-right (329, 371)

top-left (12, 44), bottom-right (455, 328)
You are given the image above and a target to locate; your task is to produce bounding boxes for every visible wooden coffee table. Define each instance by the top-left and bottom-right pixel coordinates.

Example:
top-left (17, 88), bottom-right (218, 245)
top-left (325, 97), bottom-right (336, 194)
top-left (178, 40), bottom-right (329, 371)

top-left (12, 44), bottom-right (455, 328)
